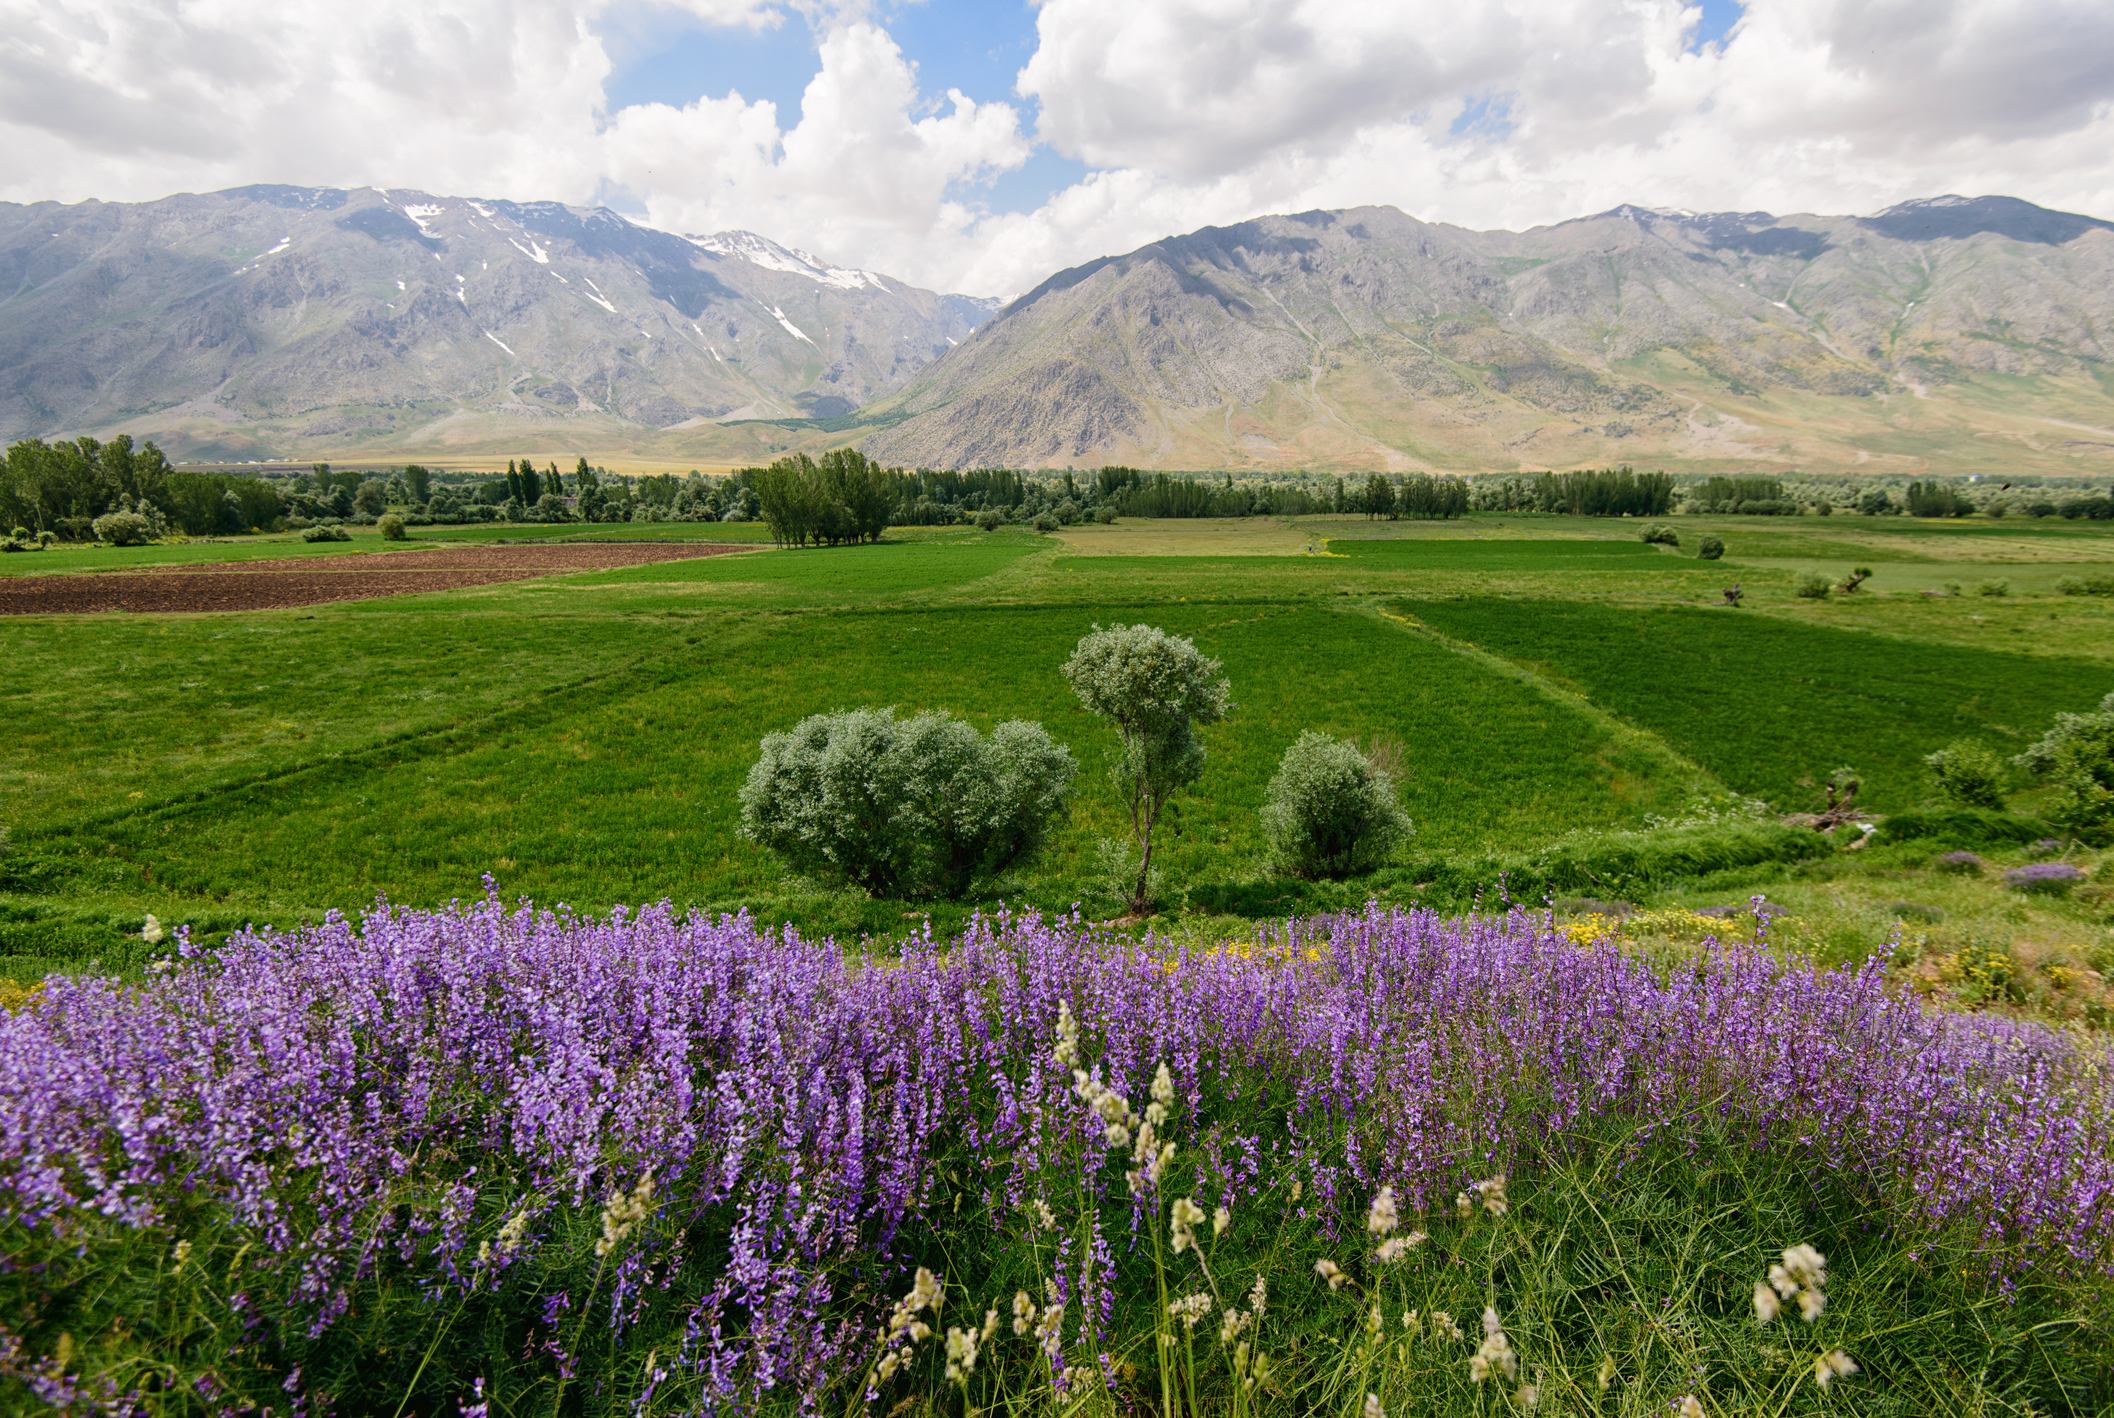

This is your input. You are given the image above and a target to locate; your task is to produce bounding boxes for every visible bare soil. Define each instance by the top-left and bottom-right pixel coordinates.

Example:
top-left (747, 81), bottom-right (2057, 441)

top-left (0, 543), bottom-right (756, 614)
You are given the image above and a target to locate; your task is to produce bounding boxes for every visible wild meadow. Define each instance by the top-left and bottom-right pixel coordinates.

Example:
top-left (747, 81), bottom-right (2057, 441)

top-left (4, 508), bottom-right (2114, 1413)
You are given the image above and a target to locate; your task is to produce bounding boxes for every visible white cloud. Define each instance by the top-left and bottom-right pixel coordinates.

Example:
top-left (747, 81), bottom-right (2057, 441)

top-left (1, 0), bottom-right (2111, 298)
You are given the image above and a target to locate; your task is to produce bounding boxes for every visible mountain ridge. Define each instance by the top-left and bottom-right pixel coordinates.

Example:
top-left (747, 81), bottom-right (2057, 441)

top-left (852, 194), bottom-right (2114, 475)
top-left (0, 184), bottom-right (997, 460)
top-left (4, 187), bottom-right (2111, 477)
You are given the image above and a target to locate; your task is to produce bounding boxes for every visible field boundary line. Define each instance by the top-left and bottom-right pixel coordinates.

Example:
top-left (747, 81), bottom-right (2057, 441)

top-left (1359, 600), bottom-right (1732, 803)
top-left (19, 624), bottom-right (756, 845)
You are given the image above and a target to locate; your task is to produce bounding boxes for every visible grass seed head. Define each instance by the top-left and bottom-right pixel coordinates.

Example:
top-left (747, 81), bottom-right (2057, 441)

top-left (1367, 1185), bottom-right (1399, 1236)
top-left (1363, 1393), bottom-right (1385, 1418)
top-left (1170, 1196), bottom-right (1206, 1253)
top-left (1677, 1397), bottom-right (1706, 1418)
top-left (1814, 1349), bottom-right (1859, 1388)
top-left (1314, 1258), bottom-right (1348, 1290)
top-left (1752, 1281), bottom-right (1781, 1324)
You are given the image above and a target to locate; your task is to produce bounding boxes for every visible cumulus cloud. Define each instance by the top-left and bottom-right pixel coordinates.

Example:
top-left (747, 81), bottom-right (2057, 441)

top-left (1, 0), bottom-right (2112, 296)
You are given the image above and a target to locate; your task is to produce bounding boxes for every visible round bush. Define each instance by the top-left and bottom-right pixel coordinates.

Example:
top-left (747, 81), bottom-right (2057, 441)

top-left (302, 525), bottom-right (351, 543)
top-left (1696, 534), bottom-right (1725, 561)
top-left (91, 510), bottom-right (152, 546)
top-left (1933, 850), bottom-right (1984, 875)
top-left (1641, 523), bottom-right (1679, 547)
top-left (1793, 571), bottom-right (1831, 599)
top-left (1259, 731), bottom-right (1414, 879)
top-left (377, 513), bottom-right (407, 541)
top-left (737, 707), bottom-right (1077, 900)
top-left (2003, 862), bottom-right (2086, 896)
top-left (1924, 740), bottom-right (2007, 811)
top-left (972, 509), bottom-right (1004, 532)
top-left (1031, 511), bottom-right (1059, 533)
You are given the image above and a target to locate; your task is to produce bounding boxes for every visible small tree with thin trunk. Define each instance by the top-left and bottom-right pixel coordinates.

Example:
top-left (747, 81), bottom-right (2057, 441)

top-left (1062, 624), bottom-right (1233, 912)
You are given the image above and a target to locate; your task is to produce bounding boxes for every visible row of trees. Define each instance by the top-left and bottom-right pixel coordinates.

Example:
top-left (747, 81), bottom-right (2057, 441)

top-left (0, 436), bottom-right (177, 536)
top-left (739, 625), bottom-right (1412, 909)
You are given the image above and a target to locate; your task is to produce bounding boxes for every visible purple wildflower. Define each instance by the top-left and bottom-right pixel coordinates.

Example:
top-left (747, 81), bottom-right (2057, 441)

top-left (2003, 863), bottom-right (2086, 895)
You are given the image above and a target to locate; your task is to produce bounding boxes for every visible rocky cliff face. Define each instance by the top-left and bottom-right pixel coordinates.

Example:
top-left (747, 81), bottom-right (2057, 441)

top-left (857, 196), bottom-right (2114, 475)
top-left (0, 186), bottom-right (997, 459)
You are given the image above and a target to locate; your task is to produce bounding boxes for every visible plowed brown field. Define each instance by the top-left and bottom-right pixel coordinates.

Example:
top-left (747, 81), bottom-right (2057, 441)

top-left (0, 542), bottom-right (756, 614)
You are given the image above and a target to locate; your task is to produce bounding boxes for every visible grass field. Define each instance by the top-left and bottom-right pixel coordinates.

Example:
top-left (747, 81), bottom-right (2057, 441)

top-left (4, 511), bottom-right (2111, 984)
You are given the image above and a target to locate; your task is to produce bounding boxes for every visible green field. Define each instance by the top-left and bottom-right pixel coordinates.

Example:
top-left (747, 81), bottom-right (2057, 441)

top-left (5, 513), bottom-right (2113, 980)
top-left (1401, 598), bottom-right (2114, 812)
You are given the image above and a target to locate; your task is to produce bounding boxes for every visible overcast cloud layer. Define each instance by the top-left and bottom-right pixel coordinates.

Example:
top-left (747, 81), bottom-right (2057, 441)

top-left (4, 0), bottom-right (2112, 296)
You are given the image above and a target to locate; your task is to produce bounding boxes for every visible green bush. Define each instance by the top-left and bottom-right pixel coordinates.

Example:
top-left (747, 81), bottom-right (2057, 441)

top-left (377, 513), bottom-right (407, 541)
top-left (1258, 731), bottom-right (1413, 878)
top-left (1924, 739), bottom-right (2008, 810)
top-left (1974, 578), bottom-right (2010, 597)
top-left (301, 525), bottom-right (351, 543)
top-left (1793, 571), bottom-right (1831, 598)
top-left (1031, 511), bottom-right (1059, 533)
top-left (737, 707), bottom-right (1077, 899)
top-left (1399, 821), bottom-right (1832, 907)
top-left (1641, 522), bottom-right (1679, 546)
top-left (1093, 505), bottom-right (1118, 524)
top-left (1696, 534), bottom-right (1725, 560)
top-left (90, 510), bottom-right (152, 546)
top-left (2056, 573), bottom-right (2114, 596)
top-left (972, 508), bottom-right (1004, 531)
top-left (1871, 808), bottom-right (2054, 848)
top-left (2015, 692), bottom-right (2114, 843)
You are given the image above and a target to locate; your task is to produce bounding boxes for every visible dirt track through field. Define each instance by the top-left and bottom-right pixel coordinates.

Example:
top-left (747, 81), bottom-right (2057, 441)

top-left (0, 543), bottom-right (757, 614)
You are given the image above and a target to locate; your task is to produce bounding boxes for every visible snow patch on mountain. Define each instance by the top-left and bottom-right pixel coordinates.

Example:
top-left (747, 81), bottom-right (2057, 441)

top-left (690, 230), bottom-right (885, 291)
top-left (400, 204), bottom-right (444, 237)
top-left (765, 303), bottom-right (817, 345)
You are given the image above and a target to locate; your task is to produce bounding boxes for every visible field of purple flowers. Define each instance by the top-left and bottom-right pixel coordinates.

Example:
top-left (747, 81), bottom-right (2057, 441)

top-left (3, 890), bottom-right (2111, 1415)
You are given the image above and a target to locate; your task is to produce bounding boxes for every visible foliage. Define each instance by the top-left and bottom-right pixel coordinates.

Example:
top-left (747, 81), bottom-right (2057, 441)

top-left (1793, 571), bottom-right (1831, 598)
top-left (1640, 522), bottom-right (1678, 546)
top-left (1924, 739), bottom-right (2008, 809)
top-left (377, 513), bottom-right (407, 541)
top-left (755, 450), bottom-right (898, 547)
top-left (1975, 578), bottom-right (2011, 596)
top-left (1934, 850), bottom-right (1985, 875)
top-left (89, 508), bottom-right (152, 546)
top-left (1905, 480), bottom-right (1977, 518)
top-left (300, 525), bottom-right (351, 543)
top-left (1686, 475), bottom-right (1797, 515)
top-left (737, 706), bottom-right (1077, 899)
top-left (0, 434), bottom-right (173, 535)
top-left (1062, 624), bottom-right (1234, 910)
top-left (2015, 692), bottom-right (2114, 843)
top-left (1871, 809), bottom-right (2054, 848)
top-left (3, 900), bottom-right (2107, 1414)
top-left (2056, 572), bottom-right (2114, 595)
top-left (1696, 533), bottom-right (1725, 560)
top-left (1533, 466), bottom-right (1672, 517)
top-left (1258, 731), bottom-right (1413, 878)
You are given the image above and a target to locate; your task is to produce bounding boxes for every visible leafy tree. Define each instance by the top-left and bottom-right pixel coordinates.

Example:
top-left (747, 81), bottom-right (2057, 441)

top-left (352, 480), bottom-right (388, 516)
top-left (377, 513), bottom-right (407, 541)
top-left (1696, 533), bottom-right (1725, 561)
top-left (1362, 473), bottom-right (1396, 520)
top-left (402, 464), bottom-right (432, 503)
top-left (1924, 740), bottom-right (2007, 811)
top-left (1260, 731), bottom-right (1413, 878)
top-left (2015, 693), bottom-right (2114, 843)
top-left (312, 463), bottom-right (334, 496)
top-left (1062, 624), bottom-right (1234, 911)
top-left (738, 707), bottom-right (1077, 899)
top-left (519, 463), bottom-right (542, 505)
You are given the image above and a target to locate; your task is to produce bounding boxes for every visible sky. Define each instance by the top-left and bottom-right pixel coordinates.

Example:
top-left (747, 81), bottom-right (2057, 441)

top-left (3, 0), bottom-right (2113, 296)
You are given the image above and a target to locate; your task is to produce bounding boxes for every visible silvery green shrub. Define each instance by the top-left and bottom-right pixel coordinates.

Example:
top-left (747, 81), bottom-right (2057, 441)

top-left (1260, 731), bottom-right (1414, 878)
top-left (1924, 740), bottom-right (2007, 811)
top-left (1062, 623), bottom-right (1233, 911)
top-left (738, 707), bottom-right (1077, 900)
top-left (1793, 571), bottom-right (1831, 599)
top-left (2015, 692), bottom-right (2114, 844)
top-left (1697, 534), bottom-right (1726, 561)
top-left (91, 510), bottom-right (152, 546)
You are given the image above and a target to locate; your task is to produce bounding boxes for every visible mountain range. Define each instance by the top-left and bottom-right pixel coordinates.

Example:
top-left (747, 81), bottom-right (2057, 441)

top-left (0, 185), bottom-right (996, 462)
top-left (4, 187), bottom-right (2112, 476)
